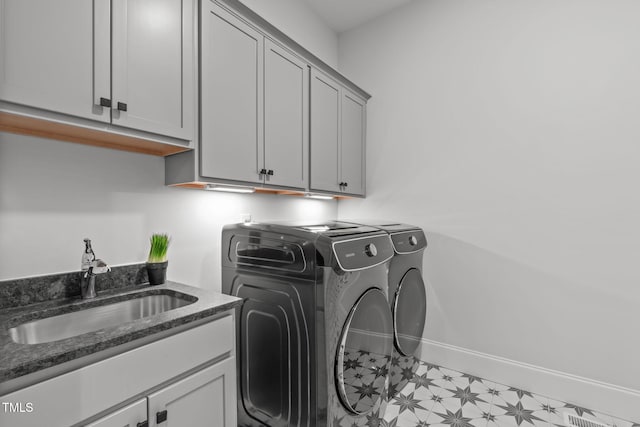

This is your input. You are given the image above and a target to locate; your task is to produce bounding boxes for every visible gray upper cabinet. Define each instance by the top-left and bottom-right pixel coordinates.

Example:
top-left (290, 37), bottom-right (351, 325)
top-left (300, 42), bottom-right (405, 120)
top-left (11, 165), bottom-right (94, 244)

top-left (200, 4), bottom-right (264, 184)
top-left (110, 0), bottom-right (195, 140)
top-left (200, 1), bottom-right (308, 190)
top-left (310, 69), bottom-right (367, 197)
top-left (263, 40), bottom-right (309, 189)
top-left (0, 0), bottom-right (194, 142)
top-left (166, 0), bottom-right (368, 195)
top-left (0, 0), bottom-right (104, 122)
top-left (310, 70), bottom-right (341, 194)
top-left (340, 89), bottom-right (366, 196)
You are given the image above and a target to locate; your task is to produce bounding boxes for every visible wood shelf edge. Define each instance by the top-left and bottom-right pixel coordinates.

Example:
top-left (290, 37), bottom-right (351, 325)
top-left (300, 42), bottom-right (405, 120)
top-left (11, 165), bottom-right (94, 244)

top-left (169, 182), bottom-right (354, 199)
top-left (0, 112), bottom-right (191, 157)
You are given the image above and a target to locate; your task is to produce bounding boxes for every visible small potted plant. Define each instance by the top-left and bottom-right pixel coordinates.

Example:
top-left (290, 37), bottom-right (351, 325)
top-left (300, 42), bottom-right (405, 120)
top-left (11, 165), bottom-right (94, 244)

top-left (146, 233), bottom-right (170, 285)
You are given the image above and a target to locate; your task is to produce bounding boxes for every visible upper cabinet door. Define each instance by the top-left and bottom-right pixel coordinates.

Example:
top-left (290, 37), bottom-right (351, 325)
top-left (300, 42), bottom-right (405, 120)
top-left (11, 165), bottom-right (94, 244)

top-left (310, 70), bottom-right (341, 193)
top-left (340, 90), bottom-right (366, 196)
top-left (0, 0), bottom-right (109, 123)
top-left (200, 2), bottom-right (264, 184)
top-left (263, 40), bottom-right (309, 190)
top-left (111, 0), bottom-right (194, 140)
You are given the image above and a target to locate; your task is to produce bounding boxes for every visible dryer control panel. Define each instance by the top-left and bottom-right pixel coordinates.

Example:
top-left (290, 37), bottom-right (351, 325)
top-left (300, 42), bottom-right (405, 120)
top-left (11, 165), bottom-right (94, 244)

top-left (332, 235), bottom-right (394, 271)
top-left (390, 230), bottom-right (427, 254)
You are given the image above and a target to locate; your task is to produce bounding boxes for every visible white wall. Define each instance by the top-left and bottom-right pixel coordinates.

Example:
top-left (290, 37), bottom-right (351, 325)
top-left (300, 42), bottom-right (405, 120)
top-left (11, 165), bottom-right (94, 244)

top-left (0, 133), bottom-right (336, 289)
top-left (0, 0), bottom-right (339, 289)
top-left (337, 0), bottom-right (640, 408)
top-left (238, 0), bottom-right (338, 68)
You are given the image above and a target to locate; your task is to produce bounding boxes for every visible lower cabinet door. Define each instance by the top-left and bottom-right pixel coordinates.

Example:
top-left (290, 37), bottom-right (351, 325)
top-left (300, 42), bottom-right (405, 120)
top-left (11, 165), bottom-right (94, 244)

top-left (147, 358), bottom-right (237, 427)
top-left (85, 398), bottom-right (147, 427)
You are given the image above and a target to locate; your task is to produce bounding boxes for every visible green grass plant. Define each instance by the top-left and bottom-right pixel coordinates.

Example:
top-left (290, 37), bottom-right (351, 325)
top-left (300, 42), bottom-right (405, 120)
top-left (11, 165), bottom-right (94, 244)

top-left (148, 233), bottom-right (170, 263)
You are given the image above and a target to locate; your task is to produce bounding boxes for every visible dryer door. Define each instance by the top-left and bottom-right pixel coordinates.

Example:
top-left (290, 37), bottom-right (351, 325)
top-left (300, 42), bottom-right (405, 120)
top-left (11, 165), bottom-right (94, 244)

top-left (336, 288), bottom-right (393, 415)
top-left (393, 268), bottom-right (427, 356)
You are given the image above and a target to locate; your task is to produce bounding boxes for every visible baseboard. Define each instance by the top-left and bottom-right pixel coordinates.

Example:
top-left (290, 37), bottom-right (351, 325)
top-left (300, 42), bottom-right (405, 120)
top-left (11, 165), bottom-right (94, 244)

top-left (421, 338), bottom-right (640, 422)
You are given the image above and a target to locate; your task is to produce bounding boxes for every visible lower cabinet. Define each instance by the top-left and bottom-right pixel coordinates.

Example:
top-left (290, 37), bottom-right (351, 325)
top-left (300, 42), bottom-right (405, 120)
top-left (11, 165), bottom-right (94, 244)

top-left (88, 358), bottom-right (236, 427)
top-left (86, 399), bottom-right (147, 427)
top-left (147, 358), bottom-right (236, 427)
top-left (0, 315), bottom-right (237, 427)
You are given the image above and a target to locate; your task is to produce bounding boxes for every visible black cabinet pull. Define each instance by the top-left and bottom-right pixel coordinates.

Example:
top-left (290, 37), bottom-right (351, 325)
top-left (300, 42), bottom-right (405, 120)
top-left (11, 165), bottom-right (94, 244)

top-left (117, 102), bottom-right (127, 112)
top-left (343, 182), bottom-right (348, 187)
top-left (267, 169), bottom-right (274, 176)
top-left (339, 182), bottom-right (345, 187)
top-left (156, 410), bottom-right (167, 424)
top-left (99, 97), bottom-right (111, 108)
top-left (259, 168), bottom-right (267, 175)
top-left (136, 421), bottom-right (148, 427)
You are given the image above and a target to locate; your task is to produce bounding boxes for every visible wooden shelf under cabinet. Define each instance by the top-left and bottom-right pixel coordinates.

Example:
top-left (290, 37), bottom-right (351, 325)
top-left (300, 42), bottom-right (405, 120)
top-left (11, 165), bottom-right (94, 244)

top-left (0, 112), bottom-right (191, 157)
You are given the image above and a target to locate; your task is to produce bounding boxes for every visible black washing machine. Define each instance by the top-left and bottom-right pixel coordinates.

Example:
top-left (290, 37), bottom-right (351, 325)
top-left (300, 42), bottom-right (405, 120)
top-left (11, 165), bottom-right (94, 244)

top-left (222, 221), bottom-right (396, 426)
top-left (346, 221), bottom-right (428, 398)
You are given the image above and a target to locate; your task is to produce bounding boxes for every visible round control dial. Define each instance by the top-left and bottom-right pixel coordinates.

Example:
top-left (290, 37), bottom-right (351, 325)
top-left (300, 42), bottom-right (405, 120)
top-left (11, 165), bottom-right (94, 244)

top-left (409, 235), bottom-right (418, 246)
top-left (365, 243), bottom-right (378, 257)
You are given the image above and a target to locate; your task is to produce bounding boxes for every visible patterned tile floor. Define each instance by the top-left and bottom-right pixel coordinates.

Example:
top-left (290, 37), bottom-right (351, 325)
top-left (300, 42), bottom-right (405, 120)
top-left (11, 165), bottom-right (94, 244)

top-left (384, 361), bottom-right (639, 427)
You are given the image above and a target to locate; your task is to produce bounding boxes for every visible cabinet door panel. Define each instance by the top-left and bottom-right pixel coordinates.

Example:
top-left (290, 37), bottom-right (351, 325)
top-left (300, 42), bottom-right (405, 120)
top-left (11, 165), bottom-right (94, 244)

top-left (93, 0), bottom-right (111, 116)
top-left (147, 358), bottom-right (237, 427)
top-left (0, 0), bottom-right (109, 122)
top-left (264, 40), bottom-right (308, 189)
top-left (111, 0), bottom-right (194, 140)
top-left (85, 398), bottom-right (147, 427)
top-left (341, 91), bottom-right (366, 196)
top-left (310, 70), bottom-right (341, 193)
top-left (200, 4), bottom-right (264, 184)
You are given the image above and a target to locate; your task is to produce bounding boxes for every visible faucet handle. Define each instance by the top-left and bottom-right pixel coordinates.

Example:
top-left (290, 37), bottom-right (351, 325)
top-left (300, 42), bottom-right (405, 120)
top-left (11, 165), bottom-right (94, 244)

top-left (90, 259), bottom-right (110, 275)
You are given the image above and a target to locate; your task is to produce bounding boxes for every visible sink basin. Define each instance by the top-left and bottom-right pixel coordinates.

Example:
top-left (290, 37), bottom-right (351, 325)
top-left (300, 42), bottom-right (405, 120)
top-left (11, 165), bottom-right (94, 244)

top-left (9, 293), bottom-right (195, 345)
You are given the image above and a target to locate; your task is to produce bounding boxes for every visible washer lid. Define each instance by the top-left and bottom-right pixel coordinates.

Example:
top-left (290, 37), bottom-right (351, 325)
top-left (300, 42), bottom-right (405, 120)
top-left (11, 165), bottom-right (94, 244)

top-left (296, 221), bottom-right (381, 238)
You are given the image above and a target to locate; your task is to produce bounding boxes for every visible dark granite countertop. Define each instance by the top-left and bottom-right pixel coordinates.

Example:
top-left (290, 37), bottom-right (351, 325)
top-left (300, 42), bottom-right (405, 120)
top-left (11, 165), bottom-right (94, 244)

top-left (0, 281), bottom-right (242, 385)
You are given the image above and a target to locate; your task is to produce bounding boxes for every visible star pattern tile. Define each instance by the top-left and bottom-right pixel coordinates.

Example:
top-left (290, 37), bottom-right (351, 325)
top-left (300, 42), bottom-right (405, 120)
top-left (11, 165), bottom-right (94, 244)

top-left (395, 392), bottom-right (428, 414)
top-left (495, 401), bottom-right (546, 426)
top-left (413, 372), bottom-right (436, 390)
top-left (449, 385), bottom-right (488, 407)
top-left (383, 361), bottom-right (637, 427)
top-left (564, 403), bottom-right (595, 417)
top-left (434, 408), bottom-right (476, 427)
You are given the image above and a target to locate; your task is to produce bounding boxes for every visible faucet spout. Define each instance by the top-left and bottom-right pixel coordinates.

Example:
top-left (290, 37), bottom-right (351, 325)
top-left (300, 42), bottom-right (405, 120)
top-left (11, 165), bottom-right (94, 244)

top-left (80, 238), bottom-right (109, 299)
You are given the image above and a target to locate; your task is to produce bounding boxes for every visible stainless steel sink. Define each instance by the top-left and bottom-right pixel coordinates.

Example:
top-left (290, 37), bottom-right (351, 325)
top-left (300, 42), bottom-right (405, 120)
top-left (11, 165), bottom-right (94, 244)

top-left (9, 294), bottom-right (195, 345)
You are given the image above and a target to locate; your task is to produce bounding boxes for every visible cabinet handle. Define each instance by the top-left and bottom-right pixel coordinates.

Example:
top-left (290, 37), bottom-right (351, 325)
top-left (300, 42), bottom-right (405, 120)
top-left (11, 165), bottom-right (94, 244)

top-left (99, 97), bottom-right (112, 108)
top-left (267, 169), bottom-right (274, 176)
top-left (343, 182), bottom-right (348, 187)
top-left (259, 168), bottom-right (267, 175)
top-left (136, 421), bottom-right (148, 427)
top-left (117, 102), bottom-right (127, 112)
top-left (339, 182), bottom-right (345, 187)
top-left (156, 410), bottom-right (168, 424)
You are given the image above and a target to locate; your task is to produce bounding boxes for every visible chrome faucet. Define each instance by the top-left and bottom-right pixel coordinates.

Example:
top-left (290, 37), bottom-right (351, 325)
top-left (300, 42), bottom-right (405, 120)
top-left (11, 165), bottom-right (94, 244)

top-left (80, 238), bottom-right (110, 299)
